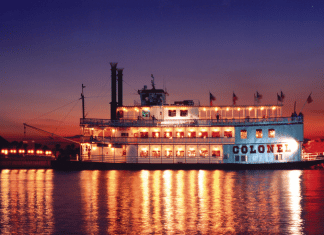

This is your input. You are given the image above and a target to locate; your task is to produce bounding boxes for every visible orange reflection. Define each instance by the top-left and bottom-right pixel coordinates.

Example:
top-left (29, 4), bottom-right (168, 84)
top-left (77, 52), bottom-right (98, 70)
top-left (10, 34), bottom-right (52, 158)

top-left (0, 169), bottom-right (53, 234)
top-left (80, 170), bottom-right (99, 234)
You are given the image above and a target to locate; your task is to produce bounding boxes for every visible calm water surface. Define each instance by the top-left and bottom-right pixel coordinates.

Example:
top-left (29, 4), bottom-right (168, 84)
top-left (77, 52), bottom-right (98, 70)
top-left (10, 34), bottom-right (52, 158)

top-left (1, 169), bottom-right (324, 234)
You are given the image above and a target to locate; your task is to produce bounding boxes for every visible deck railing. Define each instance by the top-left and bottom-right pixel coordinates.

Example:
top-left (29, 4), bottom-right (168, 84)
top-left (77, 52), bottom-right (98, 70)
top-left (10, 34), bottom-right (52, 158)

top-left (80, 116), bottom-right (303, 127)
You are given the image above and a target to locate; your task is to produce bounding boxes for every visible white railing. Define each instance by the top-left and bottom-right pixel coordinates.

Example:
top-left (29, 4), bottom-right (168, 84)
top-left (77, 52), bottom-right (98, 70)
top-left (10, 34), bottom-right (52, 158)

top-left (80, 116), bottom-right (303, 127)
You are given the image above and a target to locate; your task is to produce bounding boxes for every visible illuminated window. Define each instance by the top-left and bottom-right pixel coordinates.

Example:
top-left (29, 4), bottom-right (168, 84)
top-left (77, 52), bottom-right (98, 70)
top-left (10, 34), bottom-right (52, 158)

top-left (200, 132), bottom-right (208, 138)
top-left (152, 151), bottom-right (160, 157)
top-left (121, 133), bottom-right (129, 137)
top-left (240, 130), bottom-right (247, 139)
top-left (235, 155), bottom-right (240, 161)
top-left (180, 110), bottom-right (188, 117)
top-left (268, 129), bottom-right (275, 138)
top-left (212, 131), bottom-right (220, 138)
top-left (164, 132), bottom-right (172, 138)
top-left (224, 131), bottom-right (233, 138)
top-left (140, 150), bottom-right (148, 157)
top-left (241, 155), bottom-right (247, 161)
top-left (256, 129), bottom-right (263, 138)
top-left (188, 150), bottom-right (196, 157)
top-left (212, 150), bottom-right (221, 157)
top-left (188, 132), bottom-right (196, 138)
top-left (168, 110), bottom-right (176, 117)
top-left (176, 132), bottom-right (184, 138)
top-left (165, 150), bottom-right (173, 157)
top-left (152, 132), bottom-right (160, 138)
top-left (200, 150), bottom-right (208, 157)
top-left (176, 151), bottom-right (184, 157)
top-left (134, 133), bottom-right (138, 137)
top-left (140, 132), bottom-right (148, 138)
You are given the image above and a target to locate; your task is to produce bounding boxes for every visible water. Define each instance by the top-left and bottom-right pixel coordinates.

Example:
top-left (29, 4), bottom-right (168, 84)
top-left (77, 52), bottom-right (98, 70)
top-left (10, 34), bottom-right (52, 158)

top-left (1, 169), bottom-right (324, 234)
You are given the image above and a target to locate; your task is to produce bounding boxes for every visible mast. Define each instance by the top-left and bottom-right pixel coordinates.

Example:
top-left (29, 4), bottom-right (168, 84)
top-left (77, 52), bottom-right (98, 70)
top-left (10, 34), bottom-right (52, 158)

top-left (81, 84), bottom-right (86, 119)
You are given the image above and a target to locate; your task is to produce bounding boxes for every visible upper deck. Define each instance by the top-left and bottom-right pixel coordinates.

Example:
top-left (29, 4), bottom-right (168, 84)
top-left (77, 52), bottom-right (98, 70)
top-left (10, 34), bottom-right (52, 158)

top-left (80, 116), bottom-right (303, 128)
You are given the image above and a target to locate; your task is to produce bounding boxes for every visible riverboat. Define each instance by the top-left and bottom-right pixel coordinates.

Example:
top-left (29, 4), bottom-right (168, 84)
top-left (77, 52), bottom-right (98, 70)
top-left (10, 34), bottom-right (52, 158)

top-left (76, 62), bottom-right (315, 169)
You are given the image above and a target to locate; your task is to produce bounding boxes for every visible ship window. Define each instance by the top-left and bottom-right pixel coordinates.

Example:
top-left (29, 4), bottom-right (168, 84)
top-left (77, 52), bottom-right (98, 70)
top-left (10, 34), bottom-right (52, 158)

top-left (188, 150), bottom-right (196, 157)
top-left (142, 110), bottom-right (150, 118)
top-left (256, 129), bottom-right (263, 138)
top-left (199, 132), bottom-right (208, 138)
top-left (241, 155), bottom-right (247, 162)
top-left (200, 150), bottom-right (208, 157)
top-left (168, 110), bottom-right (176, 117)
top-left (235, 155), bottom-right (240, 161)
top-left (212, 150), bottom-right (221, 157)
top-left (165, 150), bottom-right (173, 158)
top-left (240, 130), bottom-right (247, 139)
top-left (117, 110), bottom-right (124, 118)
top-left (180, 110), bottom-right (188, 117)
top-left (152, 132), bottom-right (160, 138)
top-left (176, 151), bottom-right (184, 157)
top-left (212, 131), bottom-right (220, 138)
top-left (188, 132), bottom-right (196, 138)
top-left (164, 132), bottom-right (172, 138)
top-left (121, 133), bottom-right (129, 137)
top-left (268, 129), bottom-right (275, 138)
top-left (152, 151), bottom-right (160, 158)
top-left (224, 131), bottom-right (233, 138)
top-left (134, 133), bottom-right (138, 137)
top-left (176, 132), bottom-right (184, 138)
top-left (140, 132), bottom-right (148, 138)
top-left (140, 150), bottom-right (148, 157)
top-left (275, 154), bottom-right (282, 160)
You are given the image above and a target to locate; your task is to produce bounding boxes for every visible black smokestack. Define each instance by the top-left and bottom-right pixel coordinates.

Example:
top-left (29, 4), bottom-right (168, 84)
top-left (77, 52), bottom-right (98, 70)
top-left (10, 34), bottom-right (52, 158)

top-left (117, 68), bottom-right (123, 107)
top-left (110, 62), bottom-right (118, 120)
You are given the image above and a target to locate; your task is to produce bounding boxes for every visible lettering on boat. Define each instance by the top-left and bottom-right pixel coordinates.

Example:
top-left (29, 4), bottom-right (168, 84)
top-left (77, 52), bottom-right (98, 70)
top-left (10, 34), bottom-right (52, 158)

top-left (233, 144), bottom-right (292, 154)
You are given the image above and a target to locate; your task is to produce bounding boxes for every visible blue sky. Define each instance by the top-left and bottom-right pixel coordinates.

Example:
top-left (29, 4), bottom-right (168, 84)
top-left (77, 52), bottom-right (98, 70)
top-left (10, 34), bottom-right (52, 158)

top-left (1, 0), bottom-right (323, 140)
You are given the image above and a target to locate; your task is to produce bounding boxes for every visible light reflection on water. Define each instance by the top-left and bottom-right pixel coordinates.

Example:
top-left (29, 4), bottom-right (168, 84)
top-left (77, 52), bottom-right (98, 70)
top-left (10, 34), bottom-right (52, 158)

top-left (1, 169), bottom-right (324, 234)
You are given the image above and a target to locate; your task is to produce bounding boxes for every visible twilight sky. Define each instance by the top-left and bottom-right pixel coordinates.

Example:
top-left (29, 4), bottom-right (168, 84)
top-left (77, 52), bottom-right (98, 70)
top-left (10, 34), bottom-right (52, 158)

top-left (1, 0), bottom-right (323, 141)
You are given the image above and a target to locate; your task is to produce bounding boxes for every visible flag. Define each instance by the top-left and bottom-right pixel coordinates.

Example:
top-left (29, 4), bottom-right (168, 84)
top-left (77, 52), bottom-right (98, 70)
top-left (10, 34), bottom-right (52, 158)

top-left (280, 91), bottom-right (285, 101)
top-left (277, 93), bottom-right (282, 102)
top-left (210, 92), bottom-right (216, 106)
top-left (307, 93), bottom-right (313, 103)
top-left (233, 92), bottom-right (238, 105)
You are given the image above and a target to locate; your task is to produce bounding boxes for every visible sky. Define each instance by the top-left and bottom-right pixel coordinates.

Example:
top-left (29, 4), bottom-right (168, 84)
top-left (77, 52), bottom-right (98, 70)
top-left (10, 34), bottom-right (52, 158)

top-left (1, 0), bottom-right (323, 141)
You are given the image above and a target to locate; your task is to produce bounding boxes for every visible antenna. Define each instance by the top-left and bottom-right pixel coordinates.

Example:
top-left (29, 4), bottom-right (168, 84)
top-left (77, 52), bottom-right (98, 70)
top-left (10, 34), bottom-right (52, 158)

top-left (151, 74), bottom-right (155, 89)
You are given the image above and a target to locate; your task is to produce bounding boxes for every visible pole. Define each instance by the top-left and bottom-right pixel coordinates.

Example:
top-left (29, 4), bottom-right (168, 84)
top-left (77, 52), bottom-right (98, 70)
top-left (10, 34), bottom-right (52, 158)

top-left (81, 84), bottom-right (85, 119)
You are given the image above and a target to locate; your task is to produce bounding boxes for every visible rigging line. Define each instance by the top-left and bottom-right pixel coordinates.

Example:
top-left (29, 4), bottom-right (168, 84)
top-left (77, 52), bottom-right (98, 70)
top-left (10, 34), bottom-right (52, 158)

top-left (123, 80), bottom-right (138, 93)
top-left (86, 96), bottom-right (110, 98)
top-left (53, 100), bottom-right (80, 134)
top-left (29, 99), bottom-right (80, 121)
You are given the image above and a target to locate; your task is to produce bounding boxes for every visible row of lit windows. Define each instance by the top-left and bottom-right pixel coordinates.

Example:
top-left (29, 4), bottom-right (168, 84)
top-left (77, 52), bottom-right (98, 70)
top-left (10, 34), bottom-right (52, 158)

top-left (240, 129), bottom-right (275, 139)
top-left (168, 109), bottom-right (188, 117)
top-left (235, 154), bottom-right (283, 162)
top-left (139, 150), bottom-right (221, 158)
top-left (122, 131), bottom-right (233, 138)
top-left (1, 149), bottom-right (52, 155)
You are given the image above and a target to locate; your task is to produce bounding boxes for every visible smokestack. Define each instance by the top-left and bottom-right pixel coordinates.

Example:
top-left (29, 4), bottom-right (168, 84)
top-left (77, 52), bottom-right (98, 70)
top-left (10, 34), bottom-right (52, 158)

top-left (117, 68), bottom-right (123, 107)
top-left (110, 62), bottom-right (118, 120)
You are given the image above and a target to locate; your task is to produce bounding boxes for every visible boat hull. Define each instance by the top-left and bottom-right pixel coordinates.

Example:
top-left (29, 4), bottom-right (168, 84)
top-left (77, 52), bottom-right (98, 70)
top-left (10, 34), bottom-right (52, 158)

top-left (51, 159), bottom-right (324, 171)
